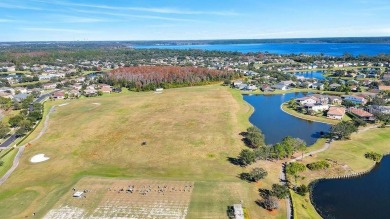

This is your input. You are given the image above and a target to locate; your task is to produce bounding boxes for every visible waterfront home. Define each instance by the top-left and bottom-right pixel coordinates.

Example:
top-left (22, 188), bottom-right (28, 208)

top-left (311, 83), bottom-right (324, 90)
top-left (238, 83), bottom-right (248, 90)
top-left (0, 92), bottom-right (12, 99)
top-left (233, 80), bottom-right (243, 88)
top-left (348, 107), bottom-right (375, 122)
top-left (382, 73), bottom-right (390, 81)
top-left (260, 85), bottom-right (273, 92)
top-left (100, 87), bottom-right (112, 93)
top-left (296, 96), bottom-right (318, 105)
top-left (304, 103), bottom-right (329, 112)
top-left (312, 94), bottom-right (329, 104)
top-left (244, 84), bottom-right (257, 91)
top-left (342, 95), bottom-right (367, 105)
top-left (328, 96), bottom-right (343, 105)
top-left (367, 105), bottom-right (390, 114)
top-left (68, 90), bottom-right (80, 98)
top-left (327, 106), bottom-right (346, 120)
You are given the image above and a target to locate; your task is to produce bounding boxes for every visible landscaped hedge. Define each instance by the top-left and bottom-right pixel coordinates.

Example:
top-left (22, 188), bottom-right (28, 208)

top-left (306, 160), bottom-right (330, 170)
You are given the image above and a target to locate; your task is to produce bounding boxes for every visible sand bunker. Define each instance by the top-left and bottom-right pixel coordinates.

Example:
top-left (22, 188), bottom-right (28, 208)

top-left (92, 103), bottom-right (101, 105)
top-left (30, 154), bottom-right (50, 163)
top-left (58, 103), bottom-right (69, 107)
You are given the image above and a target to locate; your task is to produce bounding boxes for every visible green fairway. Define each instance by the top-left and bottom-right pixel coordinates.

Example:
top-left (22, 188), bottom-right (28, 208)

top-left (0, 85), bottom-right (285, 218)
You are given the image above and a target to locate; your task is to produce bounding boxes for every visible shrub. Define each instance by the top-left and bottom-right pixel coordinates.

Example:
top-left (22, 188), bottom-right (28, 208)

top-left (364, 152), bottom-right (382, 162)
top-left (306, 160), bottom-right (330, 170)
top-left (241, 167), bottom-right (268, 182)
top-left (0, 160), bottom-right (4, 166)
top-left (295, 184), bottom-right (309, 196)
top-left (286, 162), bottom-right (306, 175)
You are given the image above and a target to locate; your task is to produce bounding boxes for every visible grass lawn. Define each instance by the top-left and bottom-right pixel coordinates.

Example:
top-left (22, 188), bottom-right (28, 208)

top-left (290, 191), bottom-right (321, 219)
top-left (0, 85), bottom-right (285, 218)
top-left (290, 126), bottom-right (390, 218)
top-left (11, 80), bottom-right (49, 87)
top-left (0, 148), bottom-right (17, 177)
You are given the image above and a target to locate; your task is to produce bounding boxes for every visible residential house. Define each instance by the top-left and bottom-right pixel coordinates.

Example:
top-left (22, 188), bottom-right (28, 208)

top-left (13, 93), bottom-right (28, 102)
top-left (260, 85), bottom-right (273, 92)
top-left (382, 73), bottom-right (390, 81)
top-left (328, 96), bottom-right (342, 105)
top-left (379, 86), bottom-right (390, 91)
top-left (327, 106), bottom-right (346, 120)
top-left (14, 87), bottom-right (28, 94)
top-left (272, 83), bottom-right (289, 90)
top-left (304, 103), bottom-right (329, 112)
top-left (244, 84), bottom-right (257, 91)
top-left (311, 83), bottom-right (324, 90)
top-left (233, 80), bottom-right (243, 88)
top-left (100, 87), bottom-right (112, 93)
top-left (232, 204), bottom-right (244, 219)
top-left (343, 95), bottom-right (367, 105)
top-left (367, 105), bottom-right (390, 115)
top-left (68, 90), bottom-right (80, 98)
top-left (0, 91), bottom-right (13, 99)
top-left (295, 96), bottom-right (317, 105)
top-left (43, 83), bottom-right (57, 90)
top-left (0, 87), bottom-right (15, 95)
top-left (52, 91), bottom-right (65, 99)
top-left (348, 108), bottom-right (375, 122)
top-left (329, 83), bottom-right (341, 90)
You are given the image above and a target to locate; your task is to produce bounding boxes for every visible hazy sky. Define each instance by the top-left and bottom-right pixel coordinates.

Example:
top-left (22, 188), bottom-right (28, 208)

top-left (0, 0), bottom-right (389, 41)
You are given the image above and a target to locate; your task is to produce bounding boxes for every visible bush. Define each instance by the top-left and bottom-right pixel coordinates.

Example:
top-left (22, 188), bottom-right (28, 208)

top-left (295, 184), bottom-right (309, 196)
top-left (364, 152), bottom-right (382, 162)
top-left (306, 160), bottom-right (330, 170)
top-left (0, 160), bottom-right (4, 166)
top-left (286, 162), bottom-right (306, 175)
top-left (271, 184), bottom-right (289, 199)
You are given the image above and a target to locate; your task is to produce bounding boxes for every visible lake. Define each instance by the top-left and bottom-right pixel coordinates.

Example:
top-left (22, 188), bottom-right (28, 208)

top-left (294, 71), bottom-right (326, 80)
top-left (134, 43), bottom-right (390, 56)
top-left (243, 92), bottom-right (330, 145)
top-left (311, 155), bottom-right (390, 219)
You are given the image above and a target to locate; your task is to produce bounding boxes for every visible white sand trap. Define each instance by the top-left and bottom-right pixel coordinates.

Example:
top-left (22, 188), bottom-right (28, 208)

top-left (58, 103), bottom-right (69, 107)
top-left (30, 154), bottom-right (50, 163)
top-left (92, 103), bottom-right (101, 105)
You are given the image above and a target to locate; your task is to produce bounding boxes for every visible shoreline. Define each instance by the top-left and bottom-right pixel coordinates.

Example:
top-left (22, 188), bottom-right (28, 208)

top-left (280, 103), bottom-right (335, 125)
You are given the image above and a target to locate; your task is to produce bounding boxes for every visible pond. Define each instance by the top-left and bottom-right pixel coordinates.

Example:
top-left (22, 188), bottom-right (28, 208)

top-left (243, 92), bottom-right (330, 145)
top-left (294, 71), bottom-right (326, 80)
top-left (311, 155), bottom-right (390, 219)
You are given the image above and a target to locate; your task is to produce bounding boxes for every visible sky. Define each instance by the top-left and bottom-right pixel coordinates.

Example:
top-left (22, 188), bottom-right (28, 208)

top-left (0, 0), bottom-right (389, 41)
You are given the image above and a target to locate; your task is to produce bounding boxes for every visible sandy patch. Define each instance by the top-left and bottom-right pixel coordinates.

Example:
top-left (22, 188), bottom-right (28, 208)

top-left (30, 154), bottom-right (50, 163)
top-left (92, 103), bottom-right (101, 105)
top-left (58, 103), bottom-right (69, 107)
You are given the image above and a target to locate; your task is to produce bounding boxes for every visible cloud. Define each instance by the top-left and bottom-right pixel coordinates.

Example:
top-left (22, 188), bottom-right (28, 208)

top-left (0, 19), bottom-right (15, 23)
top-left (0, 2), bottom-right (42, 10)
top-left (33, 0), bottom-right (239, 16)
top-left (54, 15), bottom-right (116, 23)
top-left (20, 27), bottom-right (89, 34)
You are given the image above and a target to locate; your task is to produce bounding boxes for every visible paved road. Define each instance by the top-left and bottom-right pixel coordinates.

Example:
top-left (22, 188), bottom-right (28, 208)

top-left (0, 92), bottom-right (54, 148)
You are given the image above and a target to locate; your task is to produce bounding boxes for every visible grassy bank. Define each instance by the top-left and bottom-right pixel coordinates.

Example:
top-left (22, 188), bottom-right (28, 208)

top-left (290, 126), bottom-right (390, 218)
top-left (0, 149), bottom-right (17, 177)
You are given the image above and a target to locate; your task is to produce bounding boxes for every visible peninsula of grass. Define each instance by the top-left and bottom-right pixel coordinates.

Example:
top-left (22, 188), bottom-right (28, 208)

top-left (0, 85), bottom-right (286, 219)
top-left (289, 126), bottom-right (390, 218)
top-left (241, 88), bottom-right (344, 96)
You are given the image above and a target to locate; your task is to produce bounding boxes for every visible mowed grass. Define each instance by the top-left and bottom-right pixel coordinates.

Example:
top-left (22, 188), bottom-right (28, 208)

top-left (291, 126), bottom-right (390, 218)
top-left (0, 148), bottom-right (17, 177)
top-left (0, 85), bottom-right (282, 218)
top-left (290, 191), bottom-right (321, 219)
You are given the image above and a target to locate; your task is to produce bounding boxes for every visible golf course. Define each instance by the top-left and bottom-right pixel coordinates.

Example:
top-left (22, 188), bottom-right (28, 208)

top-left (0, 85), bottom-right (286, 219)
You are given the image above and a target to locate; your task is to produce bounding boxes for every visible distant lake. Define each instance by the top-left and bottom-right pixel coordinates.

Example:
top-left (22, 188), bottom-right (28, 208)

top-left (312, 155), bottom-right (390, 219)
top-left (243, 92), bottom-right (330, 145)
top-left (134, 43), bottom-right (390, 56)
top-left (294, 71), bottom-right (326, 80)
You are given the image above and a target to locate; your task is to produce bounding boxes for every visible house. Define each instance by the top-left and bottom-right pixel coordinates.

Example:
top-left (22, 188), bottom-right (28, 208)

top-left (367, 105), bottom-right (390, 115)
top-left (100, 87), bottom-right (112, 93)
top-left (327, 106), bottom-right (346, 120)
top-left (272, 83), bottom-right (289, 90)
top-left (348, 107), bottom-right (375, 122)
top-left (155, 88), bottom-right (163, 92)
top-left (329, 83), bottom-right (341, 90)
top-left (260, 85), bottom-right (273, 92)
top-left (113, 87), bottom-right (122, 93)
top-left (43, 83), bottom-right (57, 90)
top-left (68, 90), bottom-right (80, 98)
top-left (328, 96), bottom-right (342, 105)
top-left (244, 84), bottom-right (257, 91)
top-left (379, 86), bottom-right (390, 91)
top-left (14, 87), bottom-right (28, 94)
top-left (304, 103), bottom-right (329, 112)
top-left (382, 73), bottom-right (390, 81)
top-left (84, 88), bottom-right (97, 96)
top-left (296, 96), bottom-right (317, 105)
top-left (0, 92), bottom-right (12, 99)
top-left (343, 95), bottom-right (367, 105)
top-left (13, 93), bottom-right (28, 102)
top-left (52, 91), bottom-right (65, 99)
top-left (73, 191), bottom-right (84, 198)
top-left (311, 83), bottom-right (324, 90)
top-left (99, 84), bottom-right (111, 89)
top-left (0, 87), bottom-right (15, 95)
top-left (233, 80), bottom-right (243, 88)
top-left (238, 83), bottom-right (248, 90)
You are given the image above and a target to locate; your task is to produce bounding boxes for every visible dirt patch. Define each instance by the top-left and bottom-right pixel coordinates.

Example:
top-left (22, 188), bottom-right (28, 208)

top-left (44, 178), bottom-right (194, 219)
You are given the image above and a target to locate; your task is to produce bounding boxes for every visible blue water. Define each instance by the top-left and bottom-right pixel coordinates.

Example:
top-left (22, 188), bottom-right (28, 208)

top-left (294, 71), bottom-right (326, 80)
top-left (312, 155), bottom-right (390, 219)
top-left (243, 92), bottom-right (330, 145)
top-left (134, 43), bottom-right (390, 56)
